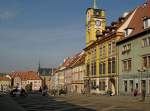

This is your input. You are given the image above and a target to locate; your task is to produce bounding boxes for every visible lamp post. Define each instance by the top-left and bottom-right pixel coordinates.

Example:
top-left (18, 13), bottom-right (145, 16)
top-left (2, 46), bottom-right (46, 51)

top-left (137, 67), bottom-right (146, 101)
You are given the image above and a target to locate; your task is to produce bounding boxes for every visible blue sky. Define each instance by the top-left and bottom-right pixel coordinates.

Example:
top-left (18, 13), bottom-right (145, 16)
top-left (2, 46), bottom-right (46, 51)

top-left (0, 0), bottom-right (144, 72)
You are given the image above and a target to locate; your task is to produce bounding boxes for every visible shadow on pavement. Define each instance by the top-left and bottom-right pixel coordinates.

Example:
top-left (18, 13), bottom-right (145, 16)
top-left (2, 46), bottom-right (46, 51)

top-left (12, 93), bottom-right (96, 111)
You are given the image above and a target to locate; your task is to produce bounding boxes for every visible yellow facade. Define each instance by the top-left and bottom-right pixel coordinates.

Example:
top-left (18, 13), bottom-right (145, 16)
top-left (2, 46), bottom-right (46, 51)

top-left (85, 29), bottom-right (124, 94)
top-left (86, 8), bottom-right (106, 46)
top-left (84, 4), bottom-right (124, 94)
top-left (85, 7), bottom-right (106, 94)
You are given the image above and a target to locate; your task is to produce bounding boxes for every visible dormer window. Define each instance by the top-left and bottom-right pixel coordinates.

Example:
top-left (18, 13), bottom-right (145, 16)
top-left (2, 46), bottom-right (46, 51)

top-left (124, 28), bottom-right (133, 37)
top-left (143, 17), bottom-right (150, 29)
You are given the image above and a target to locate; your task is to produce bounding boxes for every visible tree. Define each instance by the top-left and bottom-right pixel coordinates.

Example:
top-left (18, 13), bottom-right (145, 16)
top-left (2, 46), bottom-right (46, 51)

top-left (25, 83), bottom-right (32, 92)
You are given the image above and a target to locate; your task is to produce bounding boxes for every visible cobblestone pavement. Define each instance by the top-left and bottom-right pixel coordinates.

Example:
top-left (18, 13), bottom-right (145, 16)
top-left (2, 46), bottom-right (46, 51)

top-left (12, 93), bottom-right (150, 111)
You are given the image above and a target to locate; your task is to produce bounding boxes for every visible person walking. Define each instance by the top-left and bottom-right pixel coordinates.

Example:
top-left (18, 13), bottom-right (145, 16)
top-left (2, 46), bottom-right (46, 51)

top-left (133, 88), bottom-right (138, 97)
top-left (141, 87), bottom-right (146, 101)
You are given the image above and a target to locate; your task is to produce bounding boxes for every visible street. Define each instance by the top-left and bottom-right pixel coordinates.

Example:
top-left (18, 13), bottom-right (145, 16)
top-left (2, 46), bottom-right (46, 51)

top-left (11, 93), bottom-right (150, 111)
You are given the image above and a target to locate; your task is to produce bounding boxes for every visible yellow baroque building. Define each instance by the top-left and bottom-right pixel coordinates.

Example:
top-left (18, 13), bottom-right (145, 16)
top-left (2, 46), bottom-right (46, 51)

top-left (84, 3), bottom-right (133, 95)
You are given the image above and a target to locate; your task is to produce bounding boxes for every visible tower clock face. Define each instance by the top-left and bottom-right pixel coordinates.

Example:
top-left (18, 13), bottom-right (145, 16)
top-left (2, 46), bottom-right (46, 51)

top-left (95, 20), bottom-right (101, 26)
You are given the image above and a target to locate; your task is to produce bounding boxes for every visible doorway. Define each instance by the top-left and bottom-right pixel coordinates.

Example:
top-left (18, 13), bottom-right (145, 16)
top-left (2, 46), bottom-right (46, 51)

top-left (141, 80), bottom-right (146, 93)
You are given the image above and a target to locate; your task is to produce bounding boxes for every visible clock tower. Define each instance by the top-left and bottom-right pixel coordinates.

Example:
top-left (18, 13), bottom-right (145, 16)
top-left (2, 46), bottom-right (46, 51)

top-left (86, 0), bottom-right (106, 46)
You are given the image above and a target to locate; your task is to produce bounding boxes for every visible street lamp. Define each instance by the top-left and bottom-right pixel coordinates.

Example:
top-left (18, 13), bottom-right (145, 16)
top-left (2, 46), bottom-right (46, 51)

top-left (137, 67), bottom-right (146, 101)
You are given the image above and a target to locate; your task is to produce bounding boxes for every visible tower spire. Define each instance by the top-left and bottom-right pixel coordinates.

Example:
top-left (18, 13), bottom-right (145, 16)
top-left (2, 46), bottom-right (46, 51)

top-left (38, 60), bottom-right (41, 71)
top-left (93, 0), bottom-right (97, 9)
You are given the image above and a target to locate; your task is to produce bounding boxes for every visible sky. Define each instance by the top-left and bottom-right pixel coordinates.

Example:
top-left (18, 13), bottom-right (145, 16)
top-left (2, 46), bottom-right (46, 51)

top-left (0, 0), bottom-right (145, 73)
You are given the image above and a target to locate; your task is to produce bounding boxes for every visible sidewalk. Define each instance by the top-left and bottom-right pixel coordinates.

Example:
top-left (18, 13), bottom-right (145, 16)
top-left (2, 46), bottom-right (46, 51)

top-left (61, 93), bottom-right (150, 104)
top-left (0, 95), bottom-right (26, 111)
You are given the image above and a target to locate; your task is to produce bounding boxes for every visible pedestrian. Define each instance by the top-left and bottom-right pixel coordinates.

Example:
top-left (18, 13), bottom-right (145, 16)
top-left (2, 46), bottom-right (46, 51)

top-left (20, 88), bottom-right (27, 97)
top-left (133, 88), bottom-right (138, 96)
top-left (42, 85), bottom-right (48, 96)
top-left (141, 88), bottom-right (146, 101)
top-left (39, 87), bottom-right (42, 93)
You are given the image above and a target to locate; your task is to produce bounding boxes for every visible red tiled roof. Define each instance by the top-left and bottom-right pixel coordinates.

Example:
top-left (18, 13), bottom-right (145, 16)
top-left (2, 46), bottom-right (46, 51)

top-left (9, 71), bottom-right (41, 81)
top-left (70, 52), bottom-right (85, 67)
top-left (127, 0), bottom-right (150, 37)
top-left (0, 76), bottom-right (10, 81)
top-left (67, 52), bottom-right (82, 68)
top-left (60, 52), bottom-right (82, 69)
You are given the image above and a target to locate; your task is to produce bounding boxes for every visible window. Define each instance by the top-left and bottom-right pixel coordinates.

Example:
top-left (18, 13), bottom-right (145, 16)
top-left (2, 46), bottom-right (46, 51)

top-left (108, 41), bottom-right (116, 55)
top-left (122, 43), bottom-right (131, 54)
top-left (124, 28), bottom-right (133, 37)
top-left (86, 64), bottom-right (90, 76)
top-left (103, 62), bottom-right (106, 74)
top-left (143, 55), bottom-right (150, 68)
top-left (112, 41), bottom-right (116, 54)
top-left (127, 44), bottom-right (131, 50)
top-left (108, 58), bottom-right (111, 73)
top-left (91, 63), bottom-right (93, 75)
top-left (91, 80), bottom-right (96, 90)
top-left (99, 63), bottom-right (103, 74)
top-left (99, 62), bottom-right (105, 74)
top-left (142, 37), bottom-right (150, 47)
top-left (136, 83), bottom-right (138, 89)
top-left (144, 19), bottom-right (148, 29)
top-left (128, 59), bottom-right (131, 71)
top-left (108, 57), bottom-right (116, 74)
top-left (94, 62), bottom-right (96, 75)
top-left (143, 18), bottom-right (150, 29)
top-left (92, 48), bottom-right (96, 60)
top-left (143, 56), bottom-right (147, 68)
top-left (108, 42), bottom-right (112, 55)
top-left (99, 80), bottom-right (105, 91)
top-left (122, 59), bottom-right (132, 71)
top-left (91, 62), bottom-right (96, 75)
top-left (103, 45), bottom-right (106, 57)
top-left (130, 80), bottom-right (133, 92)
top-left (142, 38), bottom-right (148, 47)
top-left (102, 81), bottom-right (105, 90)
top-left (124, 81), bottom-right (128, 92)
top-left (99, 81), bottom-right (102, 90)
top-left (100, 46), bottom-right (103, 58)
top-left (112, 57), bottom-right (116, 73)
top-left (123, 61), bottom-right (127, 71)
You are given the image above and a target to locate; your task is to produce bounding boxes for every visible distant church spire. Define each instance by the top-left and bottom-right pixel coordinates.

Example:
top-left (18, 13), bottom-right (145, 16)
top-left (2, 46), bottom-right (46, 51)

top-left (93, 0), bottom-right (97, 9)
top-left (38, 60), bottom-right (41, 73)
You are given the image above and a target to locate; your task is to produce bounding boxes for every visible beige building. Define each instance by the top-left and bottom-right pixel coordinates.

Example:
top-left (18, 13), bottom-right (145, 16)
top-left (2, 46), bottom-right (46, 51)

top-left (0, 76), bottom-right (11, 92)
top-left (10, 71), bottom-right (42, 91)
top-left (71, 52), bottom-right (85, 94)
top-left (52, 52), bottom-right (86, 94)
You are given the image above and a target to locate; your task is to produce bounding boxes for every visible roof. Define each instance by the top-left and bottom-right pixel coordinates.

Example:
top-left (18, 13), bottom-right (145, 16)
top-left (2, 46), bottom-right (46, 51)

top-left (70, 52), bottom-right (85, 68)
top-left (38, 68), bottom-right (52, 76)
top-left (117, 27), bottom-right (150, 45)
top-left (55, 51), bottom-right (84, 72)
top-left (59, 52), bottom-right (82, 69)
top-left (0, 76), bottom-right (10, 81)
top-left (127, 1), bottom-right (150, 37)
top-left (117, 0), bottom-right (150, 43)
top-left (9, 71), bottom-right (41, 81)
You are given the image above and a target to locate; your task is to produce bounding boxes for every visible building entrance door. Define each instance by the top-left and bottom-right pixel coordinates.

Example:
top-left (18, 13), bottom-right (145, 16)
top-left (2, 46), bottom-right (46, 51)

top-left (141, 80), bottom-right (146, 93)
top-left (108, 78), bottom-right (116, 95)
